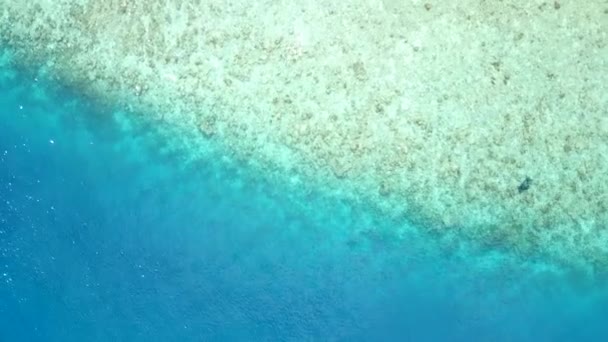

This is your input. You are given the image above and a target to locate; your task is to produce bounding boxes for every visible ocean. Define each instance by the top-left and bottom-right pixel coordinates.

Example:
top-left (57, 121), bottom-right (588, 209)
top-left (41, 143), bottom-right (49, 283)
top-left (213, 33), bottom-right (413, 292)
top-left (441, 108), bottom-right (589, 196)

top-left (1, 50), bottom-right (608, 341)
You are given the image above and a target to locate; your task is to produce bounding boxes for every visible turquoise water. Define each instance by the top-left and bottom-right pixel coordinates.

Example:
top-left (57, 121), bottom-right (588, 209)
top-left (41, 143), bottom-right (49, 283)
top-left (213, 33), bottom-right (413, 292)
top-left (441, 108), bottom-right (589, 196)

top-left (1, 56), bottom-right (608, 340)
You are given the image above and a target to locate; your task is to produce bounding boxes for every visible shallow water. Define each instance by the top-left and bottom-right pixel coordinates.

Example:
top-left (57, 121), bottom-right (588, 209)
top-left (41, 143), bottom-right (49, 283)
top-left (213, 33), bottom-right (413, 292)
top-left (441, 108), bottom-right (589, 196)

top-left (1, 54), bottom-right (608, 341)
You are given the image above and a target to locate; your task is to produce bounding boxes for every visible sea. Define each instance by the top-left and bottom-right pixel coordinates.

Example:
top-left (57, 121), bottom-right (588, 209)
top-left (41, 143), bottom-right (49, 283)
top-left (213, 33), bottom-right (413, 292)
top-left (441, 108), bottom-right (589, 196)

top-left (1, 48), bottom-right (608, 341)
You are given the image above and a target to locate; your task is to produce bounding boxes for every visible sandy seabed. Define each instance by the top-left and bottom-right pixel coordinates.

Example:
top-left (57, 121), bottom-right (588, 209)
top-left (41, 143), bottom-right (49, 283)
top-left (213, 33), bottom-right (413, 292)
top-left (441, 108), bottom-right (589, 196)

top-left (2, 0), bottom-right (607, 270)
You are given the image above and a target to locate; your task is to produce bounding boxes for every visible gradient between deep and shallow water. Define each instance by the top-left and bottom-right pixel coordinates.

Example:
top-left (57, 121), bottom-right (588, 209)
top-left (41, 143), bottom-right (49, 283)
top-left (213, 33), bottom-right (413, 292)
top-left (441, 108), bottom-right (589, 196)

top-left (1, 52), bottom-right (608, 340)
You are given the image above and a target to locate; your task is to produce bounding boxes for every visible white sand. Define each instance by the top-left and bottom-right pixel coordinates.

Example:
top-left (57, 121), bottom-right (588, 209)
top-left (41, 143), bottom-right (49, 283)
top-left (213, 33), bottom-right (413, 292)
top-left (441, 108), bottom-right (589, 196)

top-left (2, 0), bottom-right (607, 269)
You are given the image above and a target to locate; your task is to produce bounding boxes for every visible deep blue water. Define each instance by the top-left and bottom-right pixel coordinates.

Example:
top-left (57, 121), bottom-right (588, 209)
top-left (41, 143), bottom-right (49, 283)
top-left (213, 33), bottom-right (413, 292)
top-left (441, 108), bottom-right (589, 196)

top-left (2, 58), bottom-right (608, 341)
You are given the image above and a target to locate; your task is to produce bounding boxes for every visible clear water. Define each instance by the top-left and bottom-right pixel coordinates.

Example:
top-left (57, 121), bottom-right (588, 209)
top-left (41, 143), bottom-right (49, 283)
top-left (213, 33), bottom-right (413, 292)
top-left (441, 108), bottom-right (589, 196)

top-left (1, 54), bottom-right (608, 341)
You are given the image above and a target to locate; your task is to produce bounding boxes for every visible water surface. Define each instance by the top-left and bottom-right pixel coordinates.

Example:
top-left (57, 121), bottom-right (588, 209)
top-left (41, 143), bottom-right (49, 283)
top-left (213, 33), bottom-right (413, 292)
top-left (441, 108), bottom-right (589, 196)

top-left (1, 54), bottom-right (608, 341)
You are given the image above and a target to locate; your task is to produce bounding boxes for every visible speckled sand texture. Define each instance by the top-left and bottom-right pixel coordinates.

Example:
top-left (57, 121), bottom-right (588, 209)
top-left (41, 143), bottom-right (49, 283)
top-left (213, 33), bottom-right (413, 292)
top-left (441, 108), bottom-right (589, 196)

top-left (1, 1), bottom-right (607, 269)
